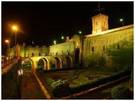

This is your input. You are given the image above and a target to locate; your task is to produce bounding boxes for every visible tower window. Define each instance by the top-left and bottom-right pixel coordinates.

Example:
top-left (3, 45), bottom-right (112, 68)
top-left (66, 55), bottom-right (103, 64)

top-left (32, 53), bottom-right (34, 56)
top-left (103, 46), bottom-right (105, 51)
top-left (92, 46), bottom-right (94, 52)
top-left (117, 44), bottom-right (120, 49)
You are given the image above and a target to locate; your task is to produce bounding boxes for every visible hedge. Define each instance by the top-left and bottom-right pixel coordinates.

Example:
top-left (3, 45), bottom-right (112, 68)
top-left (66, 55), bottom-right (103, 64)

top-left (53, 70), bottom-right (131, 97)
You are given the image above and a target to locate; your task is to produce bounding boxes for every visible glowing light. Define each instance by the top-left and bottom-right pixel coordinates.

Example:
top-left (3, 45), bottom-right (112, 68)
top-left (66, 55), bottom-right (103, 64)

top-left (6, 57), bottom-right (9, 60)
top-left (11, 24), bottom-right (19, 32)
top-left (78, 30), bottom-right (82, 34)
top-left (53, 40), bottom-right (57, 45)
top-left (61, 36), bottom-right (64, 40)
top-left (5, 39), bottom-right (10, 44)
top-left (120, 18), bottom-right (123, 22)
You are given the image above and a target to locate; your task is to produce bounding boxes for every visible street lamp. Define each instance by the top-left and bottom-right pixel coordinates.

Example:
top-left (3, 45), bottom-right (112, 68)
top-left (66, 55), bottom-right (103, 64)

top-left (78, 30), bottom-right (82, 35)
top-left (61, 36), bottom-right (64, 40)
top-left (5, 39), bottom-right (10, 44)
top-left (4, 39), bottom-right (10, 57)
top-left (11, 24), bottom-right (19, 46)
top-left (120, 18), bottom-right (123, 22)
top-left (53, 40), bottom-right (57, 45)
top-left (119, 18), bottom-right (124, 26)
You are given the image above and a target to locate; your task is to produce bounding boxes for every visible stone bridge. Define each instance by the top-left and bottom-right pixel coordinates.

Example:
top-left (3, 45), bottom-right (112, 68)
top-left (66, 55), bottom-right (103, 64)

top-left (22, 55), bottom-right (73, 71)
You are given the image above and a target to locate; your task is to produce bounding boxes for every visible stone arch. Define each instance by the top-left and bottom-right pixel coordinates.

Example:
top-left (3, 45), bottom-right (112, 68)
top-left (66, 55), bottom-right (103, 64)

top-left (38, 56), bottom-right (58, 70)
top-left (22, 58), bottom-right (34, 70)
top-left (37, 59), bottom-right (45, 70)
top-left (42, 58), bottom-right (48, 70)
top-left (54, 57), bottom-right (62, 69)
top-left (37, 57), bottom-right (50, 70)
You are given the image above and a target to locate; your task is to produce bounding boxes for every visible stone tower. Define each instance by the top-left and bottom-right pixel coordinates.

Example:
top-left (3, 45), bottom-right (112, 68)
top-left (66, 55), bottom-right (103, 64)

top-left (92, 13), bottom-right (108, 34)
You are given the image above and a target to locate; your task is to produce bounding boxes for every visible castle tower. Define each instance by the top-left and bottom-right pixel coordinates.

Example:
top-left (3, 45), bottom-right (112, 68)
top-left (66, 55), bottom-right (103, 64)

top-left (92, 13), bottom-right (109, 34)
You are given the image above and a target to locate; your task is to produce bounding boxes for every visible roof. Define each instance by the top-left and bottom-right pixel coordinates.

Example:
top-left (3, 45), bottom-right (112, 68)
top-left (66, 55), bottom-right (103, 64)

top-left (85, 24), bottom-right (133, 38)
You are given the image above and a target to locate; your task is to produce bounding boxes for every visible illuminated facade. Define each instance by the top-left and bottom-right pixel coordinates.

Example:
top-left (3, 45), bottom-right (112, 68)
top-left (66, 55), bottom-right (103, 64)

top-left (9, 13), bottom-right (133, 70)
top-left (92, 13), bottom-right (109, 34)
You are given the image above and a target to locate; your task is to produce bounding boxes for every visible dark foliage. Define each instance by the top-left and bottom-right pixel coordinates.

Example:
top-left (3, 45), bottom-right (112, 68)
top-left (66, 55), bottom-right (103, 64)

top-left (111, 85), bottom-right (133, 99)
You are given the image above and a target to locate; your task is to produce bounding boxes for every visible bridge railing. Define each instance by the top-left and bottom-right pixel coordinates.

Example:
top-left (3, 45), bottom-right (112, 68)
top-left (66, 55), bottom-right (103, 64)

top-left (2, 58), bottom-right (21, 99)
top-left (2, 58), bottom-right (19, 75)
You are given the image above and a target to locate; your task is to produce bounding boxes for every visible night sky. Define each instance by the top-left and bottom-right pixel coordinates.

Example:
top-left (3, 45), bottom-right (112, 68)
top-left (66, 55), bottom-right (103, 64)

top-left (2, 1), bottom-right (133, 54)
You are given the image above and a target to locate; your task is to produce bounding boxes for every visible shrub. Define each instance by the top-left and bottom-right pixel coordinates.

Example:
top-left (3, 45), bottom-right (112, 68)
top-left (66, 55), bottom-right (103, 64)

top-left (45, 76), bottom-right (55, 86)
top-left (111, 85), bottom-right (133, 99)
top-left (87, 54), bottom-right (98, 67)
top-left (107, 40), bottom-right (133, 72)
top-left (53, 83), bottom-right (70, 97)
top-left (97, 55), bottom-right (106, 67)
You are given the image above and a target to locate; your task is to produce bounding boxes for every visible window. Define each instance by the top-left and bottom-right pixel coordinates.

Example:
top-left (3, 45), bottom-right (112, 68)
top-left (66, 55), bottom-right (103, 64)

top-left (32, 53), bottom-right (34, 56)
top-left (103, 46), bottom-right (105, 51)
top-left (117, 44), bottom-right (120, 49)
top-left (92, 46), bottom-right (94, 52)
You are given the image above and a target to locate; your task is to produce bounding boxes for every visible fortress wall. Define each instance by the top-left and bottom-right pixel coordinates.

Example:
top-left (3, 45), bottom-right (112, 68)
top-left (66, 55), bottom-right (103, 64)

top-left (10, 45), bottom-right (49, 57)
top-left (49, 41), bottom-right (75, 56)
top-left (25, 46), bottom-right (49, 57)
top-left (9, 47), bottom-right (15, 57)
top-left (8, 24), bottom-right (133, 69)
top-left (83, 25), bottom-right (133, 67)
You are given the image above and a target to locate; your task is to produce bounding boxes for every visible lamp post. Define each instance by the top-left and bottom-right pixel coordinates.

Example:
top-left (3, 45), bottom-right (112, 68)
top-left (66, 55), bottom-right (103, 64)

top-left (79, 31), bottom-right (83, 66)
top-left (120, 18), bottom-right (124, 26)
top-left (61, 36), bottom-right (64, 40)
top-left (11, 24), bottom-right (19, 58)
top-left (53, 40), bottom-right (57, 45)
top-left (78, 30), bottom-right (82, 35)
top-left (4, 39), bottom-right (10, 57)
top-left (11, 24), bottom-right (19, 46)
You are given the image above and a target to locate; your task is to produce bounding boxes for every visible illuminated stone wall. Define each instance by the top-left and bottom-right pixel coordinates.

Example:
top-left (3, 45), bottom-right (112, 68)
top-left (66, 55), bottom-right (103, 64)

top-left (92, 13), bottom-right (108, 34)
top-left (49, 34), bottom-right (82, 66)
top-left (83, 25), bottom-right (133, 67)
top-left (49, 34), bottom-right (81, 56)
top-left (8, 25), bottom-right (133, 69)
top-left (50, 41), bottom-right (75, 56)
top-left (9, 45), bottom-right (49, 58)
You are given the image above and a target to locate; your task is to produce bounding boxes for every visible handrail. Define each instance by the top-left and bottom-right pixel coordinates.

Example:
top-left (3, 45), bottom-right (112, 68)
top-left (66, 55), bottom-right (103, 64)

top-left (2, 59), bottom-right (18, 75)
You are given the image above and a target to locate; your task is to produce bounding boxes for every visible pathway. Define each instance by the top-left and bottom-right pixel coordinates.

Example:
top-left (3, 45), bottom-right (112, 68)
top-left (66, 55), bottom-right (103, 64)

top-left (21, 70), bottom-right (46, 99)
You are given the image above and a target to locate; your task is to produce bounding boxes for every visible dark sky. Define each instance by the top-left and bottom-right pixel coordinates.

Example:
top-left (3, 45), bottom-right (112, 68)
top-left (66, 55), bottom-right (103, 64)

top-left (2, 1), bottom-right (133, 53)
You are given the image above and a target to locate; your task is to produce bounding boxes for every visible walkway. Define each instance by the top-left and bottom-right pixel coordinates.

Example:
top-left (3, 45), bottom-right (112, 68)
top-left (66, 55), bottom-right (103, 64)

top-left (21, 70), bottom-right (46, 99)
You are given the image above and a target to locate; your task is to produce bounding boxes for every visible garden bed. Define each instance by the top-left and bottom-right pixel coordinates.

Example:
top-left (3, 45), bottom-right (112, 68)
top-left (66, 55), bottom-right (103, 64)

top-left (36, 67), bottom-right (114, 97)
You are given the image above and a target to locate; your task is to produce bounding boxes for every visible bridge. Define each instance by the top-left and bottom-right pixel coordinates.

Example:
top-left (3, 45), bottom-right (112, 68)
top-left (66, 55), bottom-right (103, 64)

top-left (22, 55), bottom-right (73, 71)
